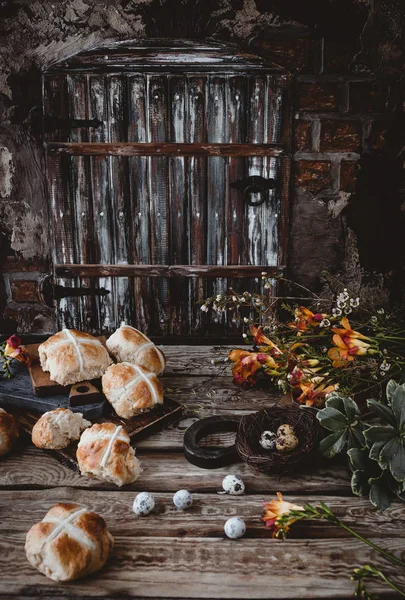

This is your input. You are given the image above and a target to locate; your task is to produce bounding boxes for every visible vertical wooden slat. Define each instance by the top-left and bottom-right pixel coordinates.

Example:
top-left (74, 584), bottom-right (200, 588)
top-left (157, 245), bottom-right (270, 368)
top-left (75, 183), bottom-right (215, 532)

top-left (206, 76), bottom-right (227, 330)
top-left (168, 76), bottom-right (189, 335)
top-left (87, 74), bottom-right (115, 331)
top-left (106, 74), bottom-right (133, 328)
top-left (246, 75), bottom-right (279, 268)
top-left (226, 76), bottom-right (247, 335)
top-left (186, 76), bottom-right (207, 335)
top-left (148, 75), bottom-right (170, 336)
top-left (43, 73), bottom-right (80, 330)
top-left (66, 73), bottom-right (97, 332)
top-left (128, 74), bottom-right (152, 334)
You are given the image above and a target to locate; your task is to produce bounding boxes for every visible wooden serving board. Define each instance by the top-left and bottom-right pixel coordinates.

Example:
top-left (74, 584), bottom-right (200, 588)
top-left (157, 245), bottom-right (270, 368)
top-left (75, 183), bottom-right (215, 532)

top-left (24, 339), bottom-right (107, 397)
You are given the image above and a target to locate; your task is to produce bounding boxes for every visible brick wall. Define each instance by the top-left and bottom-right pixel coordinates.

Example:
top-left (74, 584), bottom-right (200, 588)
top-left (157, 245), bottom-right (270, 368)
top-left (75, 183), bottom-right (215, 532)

top-left (250, 35), bottom-right (401, 290)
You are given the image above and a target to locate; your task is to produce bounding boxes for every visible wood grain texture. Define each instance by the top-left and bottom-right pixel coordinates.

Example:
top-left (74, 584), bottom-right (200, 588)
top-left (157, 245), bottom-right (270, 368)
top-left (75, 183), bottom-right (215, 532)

top-left (55, 264), bottom-right (284, 278)
top-left (0, 535), bottom-right (403, 598)
top-left (47, 142), bottom-right (285, 157)
top-left (1, 490), bottom-right (405, 539)
top-left (0, 446), bottom-right (352, 494)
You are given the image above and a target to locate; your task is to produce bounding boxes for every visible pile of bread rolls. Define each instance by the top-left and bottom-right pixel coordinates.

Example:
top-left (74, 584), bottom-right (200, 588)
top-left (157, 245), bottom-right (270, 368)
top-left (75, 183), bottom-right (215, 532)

top-left (0, 325), bottom-right (167, 582)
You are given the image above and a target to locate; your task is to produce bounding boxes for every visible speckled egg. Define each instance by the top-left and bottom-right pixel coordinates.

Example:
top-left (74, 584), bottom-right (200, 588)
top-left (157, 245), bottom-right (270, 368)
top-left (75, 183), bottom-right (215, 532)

top-left (224, 517), bottom-right (246, 539)
top-left (173, 489), bottom-right (193, 510)
top-left (222, 474), bottom-right (245, 496)
top-left (276, 423), bottom-right (299, 453)
top-left (259, 430), bottom-right (277, 450)
top-left (133, 492), bottom-right (156, 516)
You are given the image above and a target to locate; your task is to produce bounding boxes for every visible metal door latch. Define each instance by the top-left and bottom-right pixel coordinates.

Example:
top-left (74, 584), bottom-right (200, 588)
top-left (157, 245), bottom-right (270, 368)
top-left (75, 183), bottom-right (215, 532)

top-left (39, 274), bottom-right (110, 308)
top-left (231, 175), bottom-right (276, 206)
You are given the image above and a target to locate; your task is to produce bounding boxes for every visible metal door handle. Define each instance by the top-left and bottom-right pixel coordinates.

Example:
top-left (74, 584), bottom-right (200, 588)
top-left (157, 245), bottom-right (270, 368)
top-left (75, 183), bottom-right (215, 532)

top-left (231, 175), bottom-right (276, 207)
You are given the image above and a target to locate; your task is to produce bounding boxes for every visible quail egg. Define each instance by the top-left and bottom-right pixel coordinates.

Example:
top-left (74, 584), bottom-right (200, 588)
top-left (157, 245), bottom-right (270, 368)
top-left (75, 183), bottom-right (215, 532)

top-left (276, 423), bottom-right (299, 453)
top-left (259, 430), bottom-right (277, 450)
top-left (222, 474), bottom-right (245, 496)
top-left (224, 517), bottom-right (246, 539)
top-left (173, 489), bottom-right (193, 510)
top-left (133, 492), bottom-right (155, 516)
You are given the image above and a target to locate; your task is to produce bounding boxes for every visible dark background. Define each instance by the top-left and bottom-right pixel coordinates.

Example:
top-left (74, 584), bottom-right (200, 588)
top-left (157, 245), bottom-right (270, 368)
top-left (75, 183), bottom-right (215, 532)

top-left (0, 0), bottom-right (404, 334)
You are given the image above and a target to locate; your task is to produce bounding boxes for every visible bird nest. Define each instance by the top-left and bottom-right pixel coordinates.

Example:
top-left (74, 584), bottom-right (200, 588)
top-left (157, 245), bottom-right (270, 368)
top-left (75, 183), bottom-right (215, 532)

top-left (235, 406), bottom-right (320, 475)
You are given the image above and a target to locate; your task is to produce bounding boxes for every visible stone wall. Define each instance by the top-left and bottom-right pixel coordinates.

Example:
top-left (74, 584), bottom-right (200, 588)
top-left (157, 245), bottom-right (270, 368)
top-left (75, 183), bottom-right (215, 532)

top-left (0, 0), bottom-right (404, 334)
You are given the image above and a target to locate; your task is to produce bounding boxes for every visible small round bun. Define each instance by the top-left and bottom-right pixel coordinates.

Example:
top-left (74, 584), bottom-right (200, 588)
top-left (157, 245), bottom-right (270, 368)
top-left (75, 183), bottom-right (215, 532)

top-left (77, 423), bottom-right (142, 487)
top-left (0, 408), bottom-right (19, 457)
top-left (102, 362), bottom-right (164, 419)
top-left (25, 502), bottom-right (114, 581)
top-left (32, 408), bottom-right (91, 450)
top-left (106, 324), bottom-right (166, 375)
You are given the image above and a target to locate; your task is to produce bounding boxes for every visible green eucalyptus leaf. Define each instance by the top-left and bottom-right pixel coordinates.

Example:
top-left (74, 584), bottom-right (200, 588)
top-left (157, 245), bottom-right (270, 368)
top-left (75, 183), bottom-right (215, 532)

top-left (319, 430), bottom-right (348, 458)
top-left (348, 427), bottom-right (366, 448)
top-left (341, 396), bottom-right (361, 421)
top-left (367, 399), bottom-right (397, 427)
top-left (378, 437), bottom-right (400, 468)
top-left (351, 470), bottom-right (370, 497)
top-left (386, 379), bottom-right (399, 404)
top-left (368, 440), bottom-right (386, 461)
top-left (369, 480), bottom-right (391, 511)
top-left (389, 442), bottom-right (405, 482)
top-left (364, 425), bottom-right (397, 444)
top-left (391, 386), bottom-right (405, 428)
top-left (316, 407), bottom-right (347, 431)
top-left (323, 392), bottom-right (346, 413)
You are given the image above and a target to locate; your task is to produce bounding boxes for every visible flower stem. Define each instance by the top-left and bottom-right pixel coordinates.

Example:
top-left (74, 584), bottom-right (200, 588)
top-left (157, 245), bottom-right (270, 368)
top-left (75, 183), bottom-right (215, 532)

top-left (337, 522), bottom-right (405, 569)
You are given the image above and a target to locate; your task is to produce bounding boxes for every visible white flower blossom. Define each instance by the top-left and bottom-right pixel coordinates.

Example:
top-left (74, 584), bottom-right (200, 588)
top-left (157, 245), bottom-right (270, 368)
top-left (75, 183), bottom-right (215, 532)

top-left (201, 305), bottom-right (209, 313)
top-left (371, 316), bottom-right (378, 324)
top-left (380, 361), bottom-right (391, 372)
top-left (232, 296), bottom-right (237, 302)
top-left (377, 308), bottom-right (385, 315)
top-left (320, 318), bottom-right (331, 328)
top-left (350, 297), bottom-right (360, 308)
top-left (264, 282), bottom-right (271, 289)
top-left (242, 333), bottom-right (247, 339)
top-left (243, 317), bottom-right (249, 323)
top-left (216, 294), bottom-right (222, 302)
top-left (344, 307), bottom-right (353, 315)
top-left (332, 307), bottom-right (342, 317)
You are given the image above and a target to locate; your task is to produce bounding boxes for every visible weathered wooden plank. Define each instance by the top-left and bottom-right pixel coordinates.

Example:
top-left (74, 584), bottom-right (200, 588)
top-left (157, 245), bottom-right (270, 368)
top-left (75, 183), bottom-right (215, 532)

top-left (128, 74), bottom-right (152, 334)
top-left (47, 142), bottom-right (285, 157)
top-left (169, 75), bottom-right (189, 335)
top-left (187, 76), bottom-right (207, 334)
top-left (0, 534), bottom-right (403, 598)
top-left (1, 490), bottom-right (405, 539)
top-left (54, 264), bottom-right (284, 278)
top-left (162, 345), bottom-right (233, 376)
top-left (87, 74), bottom-right (115, 329)
top-left (66, 73), bottom-right (96, 332)
top-left (43, 73), bottom-right (80, 330)
top-left (106, 74), bottom-right (133, 328)
top-left (149, 75), bottom-right (170, 336)
top-left (0, 447), bottom-right (352, 494)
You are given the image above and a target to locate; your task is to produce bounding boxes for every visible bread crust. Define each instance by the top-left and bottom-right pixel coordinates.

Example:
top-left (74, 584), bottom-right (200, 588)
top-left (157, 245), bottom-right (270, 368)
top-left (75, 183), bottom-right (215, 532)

top-left (38, 329), bottom-right (112, 386)
top-left (106, 325), bottom-right (166, 375)
top-left (32, 408), bottom-right (91, 450)
top-left (77, 423), bottom-right (142, 487)
top-left (0, 408), bottom-right (19, 457)
top-left (102, 362), bottom-right (164, 419)
top-left (25, 502), bottom-right (114, 581)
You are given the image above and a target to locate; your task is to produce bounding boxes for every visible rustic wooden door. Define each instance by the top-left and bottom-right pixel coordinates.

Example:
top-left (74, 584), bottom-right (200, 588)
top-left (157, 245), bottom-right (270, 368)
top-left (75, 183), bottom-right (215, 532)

top-left (43, 40), bottom-right (290, 339)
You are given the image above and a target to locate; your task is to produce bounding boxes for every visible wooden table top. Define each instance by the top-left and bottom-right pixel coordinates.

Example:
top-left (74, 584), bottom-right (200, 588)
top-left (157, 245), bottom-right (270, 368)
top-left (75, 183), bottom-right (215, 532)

top-left (0, 345), bottom-right (404, 599)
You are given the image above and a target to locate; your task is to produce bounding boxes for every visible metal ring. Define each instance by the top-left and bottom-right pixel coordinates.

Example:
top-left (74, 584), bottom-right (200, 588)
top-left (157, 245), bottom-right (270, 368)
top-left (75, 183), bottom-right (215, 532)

top-left (183, 415), bottom-right (241, 469)
top-left (244, 185), bottom-right (267, 207)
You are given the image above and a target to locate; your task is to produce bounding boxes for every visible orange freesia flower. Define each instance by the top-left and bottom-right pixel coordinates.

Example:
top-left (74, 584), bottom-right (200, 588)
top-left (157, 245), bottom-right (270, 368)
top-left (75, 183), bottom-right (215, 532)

top-left (262, 492), bottom-right (304, 537)
top-left (3, 334), bottom-right (31, 366)
top-left (328, 317), bottom-right (371, 368)
top-left (228, 349), bottom-right (279, 387)
top-left (296, 380), bottom-right (337, 406)
top-left (250, 325), bottom-right (282, 355)
top-left (288, 307), bottom-right (326, 332)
